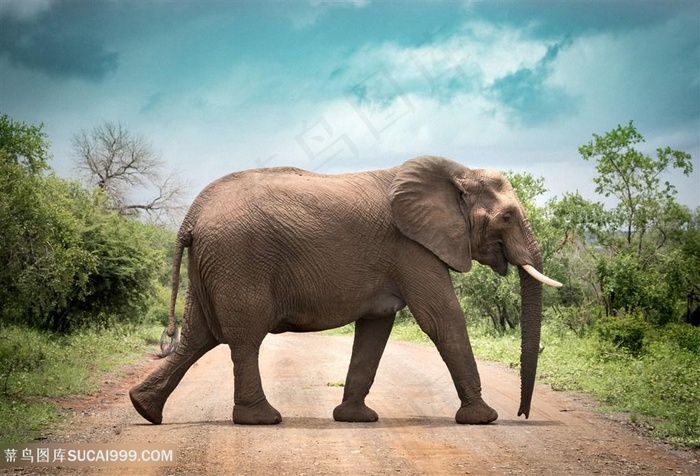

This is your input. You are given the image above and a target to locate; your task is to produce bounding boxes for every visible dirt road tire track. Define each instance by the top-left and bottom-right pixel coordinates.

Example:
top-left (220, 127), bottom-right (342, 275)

top-left (22, 333), bottom-right (699, 475)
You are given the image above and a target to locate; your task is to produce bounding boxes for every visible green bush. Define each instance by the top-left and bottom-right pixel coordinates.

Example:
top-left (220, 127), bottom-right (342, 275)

top-left (0, 167), bottom-right (168, 332)
top-left (466, 319), bottom-right (700, 448)
top-left (1, 115), bottom-right (173, 333)
top-left (544, 305), bottom-right (594, 337)
top-left (66, 211), bottom-right (165, 330)
top-left (661, 324), bottom-right (700, 354)
top-left (595, 312), bottom-right (650, 356)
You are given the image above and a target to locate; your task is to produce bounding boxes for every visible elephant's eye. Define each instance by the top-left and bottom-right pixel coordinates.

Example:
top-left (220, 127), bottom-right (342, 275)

top-left (502, 212), bottom-right (512, 224)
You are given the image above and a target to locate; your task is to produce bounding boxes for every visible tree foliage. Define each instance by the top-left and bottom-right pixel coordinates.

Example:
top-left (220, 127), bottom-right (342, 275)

top-left (0, 114), bottom-right (51, 174)
top-left (579, 120), bottom-right (693, 254)
top-left (0, 115), bottom-right (171, 332)
top-left (552, 121), bottom-right (695, 325)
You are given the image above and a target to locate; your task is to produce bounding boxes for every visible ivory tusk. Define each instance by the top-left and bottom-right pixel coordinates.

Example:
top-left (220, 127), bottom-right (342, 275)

top-left (522, 264), bottom-right (563, 288)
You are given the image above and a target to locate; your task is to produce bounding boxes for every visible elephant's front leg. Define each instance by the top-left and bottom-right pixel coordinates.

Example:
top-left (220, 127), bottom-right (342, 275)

top-left (403, 270), bottom-right (498, 424)
top-left (333, 315), bottom-right (395, 422)
top-left (230, 342), bottom-right (282, 425)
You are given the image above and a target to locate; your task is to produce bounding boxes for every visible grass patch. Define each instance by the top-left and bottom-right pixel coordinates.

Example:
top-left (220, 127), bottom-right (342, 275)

top-left (323, 317), bottom-right (433, 343)
top-left (322, 323), bottom-right (355, 336)
top-left (391, 319), bottom-right (432, 343)
top-left (0, 324), bottom-right (161, 443)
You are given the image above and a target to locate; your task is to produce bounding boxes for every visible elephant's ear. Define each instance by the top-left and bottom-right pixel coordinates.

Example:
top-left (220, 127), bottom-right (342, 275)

top-left (389, 156), bottom-right (472, 272)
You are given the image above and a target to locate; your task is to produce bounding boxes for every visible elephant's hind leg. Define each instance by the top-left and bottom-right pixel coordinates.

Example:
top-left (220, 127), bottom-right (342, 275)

top-left (229, 335), bottom-right (282, 425)
top-left (129, 291), bottom-right (218, 424)
top-left (333, 315), bottom-right (395, 422)
top-left (228, 339), bottom-right (282, 425)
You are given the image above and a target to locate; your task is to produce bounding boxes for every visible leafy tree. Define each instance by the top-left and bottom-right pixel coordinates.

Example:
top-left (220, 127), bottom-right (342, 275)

top-left (1, 114), bottom-right (171, 332)
top-left (0, 163), bottom-right (95, 329)
top-left (63, 207), bottom-right (165, 330)
top-left (456, 263), bottom-right (520, 332)
top-left (0, 114), bottom-right (51, 174)
top-left (0, 116), bottom-right (73, 326)
top-left (550, 192), bottom-right (607, 248)
top-left (548, 193), bottom-right (611, 319)
top-left (570, 121), bottom-right (694, 324)
top-left (680, 208), bottom-right (700, 323)
top-left (578, 120), bottom-right (693, 256)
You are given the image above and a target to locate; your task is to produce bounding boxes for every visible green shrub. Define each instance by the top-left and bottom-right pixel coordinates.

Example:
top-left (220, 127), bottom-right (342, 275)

top-left (595, 312), bottom-right (650, 356)
top-left (1, 115), bottom-right (174, 333)
top-left (470, 320), bottom-right (700, 448)
top-left (662, 323), bottom-right (700, 353)
top-left (544, 305), bottom-right (594, 337)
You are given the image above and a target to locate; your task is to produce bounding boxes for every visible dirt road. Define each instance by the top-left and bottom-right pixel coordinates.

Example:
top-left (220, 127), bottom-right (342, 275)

top-left (26, 333), bottom-right (699, 475)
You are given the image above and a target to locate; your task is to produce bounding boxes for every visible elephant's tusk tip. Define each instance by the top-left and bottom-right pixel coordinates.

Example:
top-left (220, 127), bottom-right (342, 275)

top-left (521, 264), bottom-right (563, 288)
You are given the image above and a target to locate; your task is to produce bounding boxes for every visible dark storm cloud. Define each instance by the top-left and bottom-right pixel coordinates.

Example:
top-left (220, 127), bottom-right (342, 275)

top-left (490, 38), bottom-right (577, 124)
top-left (0, 3), bottom-right (118, 81)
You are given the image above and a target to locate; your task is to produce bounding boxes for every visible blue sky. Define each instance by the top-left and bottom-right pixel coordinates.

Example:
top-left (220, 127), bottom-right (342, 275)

top-left (1, 0), bottom-right (698, 208)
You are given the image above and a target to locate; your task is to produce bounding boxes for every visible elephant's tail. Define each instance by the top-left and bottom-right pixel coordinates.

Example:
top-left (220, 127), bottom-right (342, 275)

top-left (157, 227), bottom-right (191, 358)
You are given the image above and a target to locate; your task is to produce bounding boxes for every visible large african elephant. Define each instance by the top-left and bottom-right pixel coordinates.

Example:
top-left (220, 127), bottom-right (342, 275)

top-left (129, 156), bottom-right (561, 426)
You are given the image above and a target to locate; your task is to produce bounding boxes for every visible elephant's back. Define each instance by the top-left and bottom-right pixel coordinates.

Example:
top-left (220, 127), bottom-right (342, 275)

top-left (195, 166), bottom-right (394, 218)
top-left (189, 165), bottom-right (399, 257)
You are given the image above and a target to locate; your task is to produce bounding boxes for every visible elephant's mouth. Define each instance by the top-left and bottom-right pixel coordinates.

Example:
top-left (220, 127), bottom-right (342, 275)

top-left (475, 241), bottom-right (509, 276)
top-left (493, 254), bottom-right (509, 276)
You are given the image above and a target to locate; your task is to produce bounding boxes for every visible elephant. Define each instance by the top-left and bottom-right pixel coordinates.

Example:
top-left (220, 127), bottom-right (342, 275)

top-left (129, 155), bottom-right (562, 426)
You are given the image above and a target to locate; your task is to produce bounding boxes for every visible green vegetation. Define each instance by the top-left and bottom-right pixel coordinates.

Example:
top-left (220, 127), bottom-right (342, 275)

top-left (0, 114), bottom-right (177, 332)
top-left (0, 324), bottom-right (161, 443)
top-left (474, 319), bottom-right (700, 448)
top-left (0, 114), bottom-right (175, 442)
top-left (1, 113), bottom-right (697, 447)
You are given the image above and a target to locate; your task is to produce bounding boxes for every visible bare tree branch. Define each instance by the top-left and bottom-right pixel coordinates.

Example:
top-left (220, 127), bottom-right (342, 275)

top-left (73, 122), bottom-right (187, 223)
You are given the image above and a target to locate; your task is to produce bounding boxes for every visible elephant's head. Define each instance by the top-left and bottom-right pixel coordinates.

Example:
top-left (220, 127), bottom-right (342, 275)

top-left (389, 156), bottom-right (562, 418)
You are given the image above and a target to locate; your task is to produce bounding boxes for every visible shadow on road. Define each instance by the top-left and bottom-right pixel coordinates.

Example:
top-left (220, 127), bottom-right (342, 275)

top-left (138, 415), bottom-right (563, 430)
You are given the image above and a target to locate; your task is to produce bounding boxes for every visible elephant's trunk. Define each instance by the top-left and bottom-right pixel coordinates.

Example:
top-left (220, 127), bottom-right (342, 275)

top-left (517, 218), bottom-right (543, 419)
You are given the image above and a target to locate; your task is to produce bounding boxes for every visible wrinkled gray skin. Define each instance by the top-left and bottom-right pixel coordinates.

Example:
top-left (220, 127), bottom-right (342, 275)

top-left (130, 156), bottom-right (547, 425)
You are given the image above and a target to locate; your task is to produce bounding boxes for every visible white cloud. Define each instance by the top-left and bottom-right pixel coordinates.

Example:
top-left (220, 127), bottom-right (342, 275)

top-left (296, 21), bottom-right (565, 165)
top-left (127, 20), bottom-right (562, 187)
top-left (338, 21), bottom-right (549, 98)
top-left (549, 14), bottom-right (699, 131)
top-left (236, 17), bottom-right (698, 207)
top-left (0, 0), bottom-right (53, 20)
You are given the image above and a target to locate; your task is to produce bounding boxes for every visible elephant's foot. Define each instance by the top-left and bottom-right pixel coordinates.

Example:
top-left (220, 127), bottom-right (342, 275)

top-left (129, 385), bottom-right (165, 425)
top-left (333, 401), bottom-right (379, 422)
top-left (233, 399), bottom-right (282, 425)
top-left (455, 399), bottom-right (498, 424)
